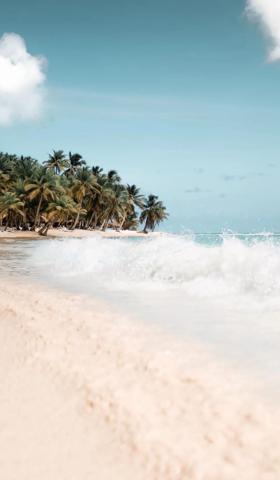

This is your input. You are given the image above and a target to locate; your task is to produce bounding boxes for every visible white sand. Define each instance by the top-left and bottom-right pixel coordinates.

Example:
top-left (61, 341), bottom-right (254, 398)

top-left (1, 278), bottom-right (280, 479)
top-left (0, 228), bottom-right (161, 240)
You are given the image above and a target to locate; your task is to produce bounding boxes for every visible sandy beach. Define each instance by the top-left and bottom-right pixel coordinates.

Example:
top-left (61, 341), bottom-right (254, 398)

top-left (0, 228), bottom-right (161, 240)
top-left (1, 276), bottom-right (280, 480)
top-left (1, 1), bottom-right (279, 477)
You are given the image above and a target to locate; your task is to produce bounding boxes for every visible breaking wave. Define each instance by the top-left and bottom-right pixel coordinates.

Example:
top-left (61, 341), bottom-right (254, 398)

top-left (30, 234), bottom-right (280, 304)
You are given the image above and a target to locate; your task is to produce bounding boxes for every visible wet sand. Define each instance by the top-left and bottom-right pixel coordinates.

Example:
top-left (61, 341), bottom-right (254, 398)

top-left (1, 277), bottom-right (280, 479)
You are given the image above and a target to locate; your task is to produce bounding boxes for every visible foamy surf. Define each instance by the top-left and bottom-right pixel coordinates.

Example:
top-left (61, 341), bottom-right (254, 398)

top-left (29, 233), bottom-right (280, 303)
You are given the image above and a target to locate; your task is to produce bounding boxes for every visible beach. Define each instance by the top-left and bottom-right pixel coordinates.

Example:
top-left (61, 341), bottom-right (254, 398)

top-left (1, 272), bottom-right (280, 479)
top-left (1, 0), bottom-right (280, 477)
top-left (0, 228), bottom-right (161, 240)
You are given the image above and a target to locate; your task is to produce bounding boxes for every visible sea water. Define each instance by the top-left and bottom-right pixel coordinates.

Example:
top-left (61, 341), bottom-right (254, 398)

top-left (1, 233), bottom-right (280, 393)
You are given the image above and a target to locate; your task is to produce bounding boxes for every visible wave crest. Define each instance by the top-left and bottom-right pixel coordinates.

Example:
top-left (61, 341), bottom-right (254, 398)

top-left (30, 234), bottom-right (280, 302)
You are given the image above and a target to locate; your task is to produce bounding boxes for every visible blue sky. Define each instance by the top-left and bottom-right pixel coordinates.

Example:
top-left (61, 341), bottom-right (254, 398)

top-left (1, 0), bottom-right (280, 232)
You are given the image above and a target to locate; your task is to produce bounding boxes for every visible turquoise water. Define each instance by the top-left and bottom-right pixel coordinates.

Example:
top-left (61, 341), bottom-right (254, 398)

top-left (194, 232), bottom-right (280, 245)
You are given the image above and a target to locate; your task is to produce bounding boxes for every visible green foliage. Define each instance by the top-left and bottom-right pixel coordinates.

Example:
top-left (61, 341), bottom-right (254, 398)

top-left (0, 150), bottom-right (168, 234)
top-left (43, 150), bottom-right (69, 175)
top-left (140, 194), bottom-right (168, 232)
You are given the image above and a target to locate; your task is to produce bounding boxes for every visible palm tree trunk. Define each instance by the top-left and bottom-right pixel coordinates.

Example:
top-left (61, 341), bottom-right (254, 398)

top-left (100, 219), bottom-right (106, 230)
top-left (88, 210), bottom-right (96, 228)
top-left (102, 217), bottom-right (110, 231)
top-left (38, 222), bottom-right (51, 236)
top-left (119, 213), bottom-right (127, 230)
top-left (102, 206), bottom-right (114, 231)
top-left (71, 204), bottom-right (82, 230)
top-left (34, 193), bottom-right (43, 229)
top-left (92, 211), bottom-right (98, 229)
top-left (142, 217), bottom-right (148, 234)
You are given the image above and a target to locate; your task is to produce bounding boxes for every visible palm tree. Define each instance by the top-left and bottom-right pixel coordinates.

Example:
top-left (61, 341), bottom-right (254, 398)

top-left (85, 177), bottom-right (112, 229)
top-left (25, 172), bottom-right (63, 228)
top-left (0, 150), bottom-right (169, 234)
top-left (140, 194), bottom-right (168, 233)
top-left (71, 167), bottom-right (100, 229)
top-left (44, 150), bottom-right (68, 175)
top-left (39, 196), bottom-right (81, 236)
top-left (64, 152), bottom-right (86, 177)
top-left (119, 183), bottom-right (145, 228)
top-left (0, 153), bottom-right (16, 175)
top-left (13, 156), bottom-right (41, 180)
top-left (122, 211), bottom-right (139, 230)
top-left (0, 171), bottom-right (10, 194)
top-left (107, 169), bottom-right (121, 185)
top-left (126, 184), bottom-right (145, 210)
top-left (98, 171), bottom-right (123, 230)
top-left (91, 165), bottom-right (103, 176)
top-left (100, 184), bottom-right (128, 231)
top-left (13, 179), bottom-right (27, 201)
top-left (0, 192), bottom-right (25, 230)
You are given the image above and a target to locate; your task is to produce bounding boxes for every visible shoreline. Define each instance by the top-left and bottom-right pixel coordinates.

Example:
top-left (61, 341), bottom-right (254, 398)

top-left (0, 228), bottom-right (163, 240)
top-left (1, 276), bottom-right (280, 479)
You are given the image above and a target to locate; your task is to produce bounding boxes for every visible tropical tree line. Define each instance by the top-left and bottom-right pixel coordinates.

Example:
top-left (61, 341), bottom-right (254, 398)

top-left (0, 150), bottom-right (168, 235)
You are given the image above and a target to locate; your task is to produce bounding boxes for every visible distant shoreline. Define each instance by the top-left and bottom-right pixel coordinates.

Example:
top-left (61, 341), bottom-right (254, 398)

top-left (0, 228), bottom-right (163, 240)
top-left (1, 229), bottom-right (280, 241)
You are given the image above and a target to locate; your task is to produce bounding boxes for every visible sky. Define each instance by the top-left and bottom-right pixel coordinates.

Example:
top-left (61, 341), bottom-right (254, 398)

top-left (0, 0), bottom-right (280, 232)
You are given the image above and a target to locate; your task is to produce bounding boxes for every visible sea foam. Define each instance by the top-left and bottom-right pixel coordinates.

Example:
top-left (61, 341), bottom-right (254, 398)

top-left (30, 234), bottom-right (280, 305)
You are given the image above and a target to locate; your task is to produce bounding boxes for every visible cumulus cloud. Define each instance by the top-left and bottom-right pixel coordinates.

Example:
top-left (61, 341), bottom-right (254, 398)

top-left (246, 0), bottom-right (280, 61)
top-left (0, 33), bottom-right (46, 126)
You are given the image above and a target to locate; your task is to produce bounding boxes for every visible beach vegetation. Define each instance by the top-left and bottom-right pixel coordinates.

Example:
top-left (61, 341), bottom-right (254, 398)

top-left (140, 194), bottom-right (168, 233)
top-left (0, 151), bottom-right (168, 234)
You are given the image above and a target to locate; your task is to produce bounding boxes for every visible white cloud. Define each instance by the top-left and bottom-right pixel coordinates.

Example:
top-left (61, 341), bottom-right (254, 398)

top-left (0, 33), bottom-right (46, 126)
top-left (246, 0), bottom-right (280, 61)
